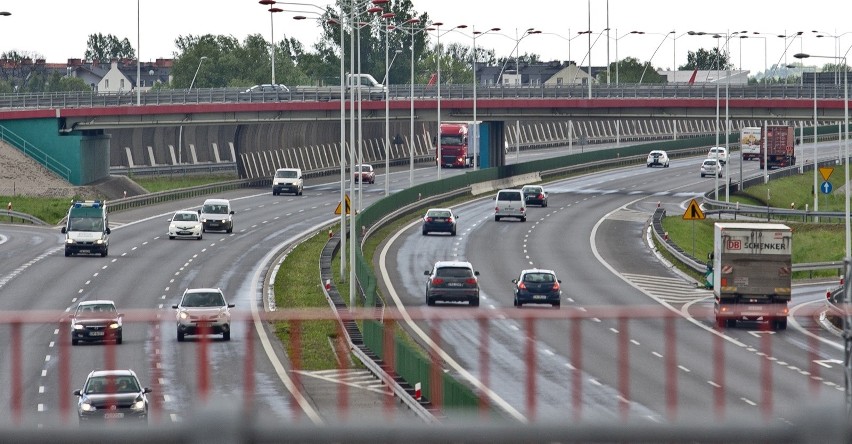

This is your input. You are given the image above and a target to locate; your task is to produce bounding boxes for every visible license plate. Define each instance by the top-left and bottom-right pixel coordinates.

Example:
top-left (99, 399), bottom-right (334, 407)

top-left (446, 282), bottom-right (463, 287)
top-left (89, 331), bottom-right (104, 336)
top-left (178, 231), bottom-right (191, 235)
top-left (104, 412), bottom-right (124, 419)
top-left (534, 295), bottom-right (546, 299)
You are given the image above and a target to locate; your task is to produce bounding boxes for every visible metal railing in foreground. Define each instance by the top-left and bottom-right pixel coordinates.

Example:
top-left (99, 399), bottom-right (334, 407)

top-left (0, 305), bottom-right (846, 442)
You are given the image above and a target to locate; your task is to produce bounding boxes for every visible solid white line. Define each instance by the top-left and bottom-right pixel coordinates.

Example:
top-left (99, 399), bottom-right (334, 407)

top-left (249, 221), bottom-right (330, 425)
top-left (379, 215), bottom-right (527, 423)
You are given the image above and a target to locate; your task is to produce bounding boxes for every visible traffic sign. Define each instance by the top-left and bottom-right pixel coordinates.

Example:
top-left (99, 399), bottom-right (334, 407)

top-left (334, 194), bottom-right (352, 215)
top-left (682, 199), bottom-right (705, 220)
top-left (819, 166), bottom-right (834, 181)
top-left (821, 181), bottom-right (833, 194)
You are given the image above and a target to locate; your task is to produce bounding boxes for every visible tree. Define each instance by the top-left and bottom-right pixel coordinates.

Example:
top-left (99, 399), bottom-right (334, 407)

top-left (600, 57), bottom-right (665, 84)
top-left (679, 47), bottom-right (732, 71)
top-left (84, 33), bottom-right (135, 61)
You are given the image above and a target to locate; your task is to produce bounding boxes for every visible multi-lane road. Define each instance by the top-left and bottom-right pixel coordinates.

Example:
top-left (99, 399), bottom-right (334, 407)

top-left (376, 143), bottom-right (847, 423)
top-left (0, 141), bottom-right (848, 430)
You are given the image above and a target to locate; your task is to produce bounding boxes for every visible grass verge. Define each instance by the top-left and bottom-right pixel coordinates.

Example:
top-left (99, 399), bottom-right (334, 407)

top-left (132, 173), bottom-right (238, 193)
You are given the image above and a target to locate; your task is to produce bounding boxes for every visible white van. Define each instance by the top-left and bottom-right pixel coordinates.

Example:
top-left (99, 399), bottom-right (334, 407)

top-left (494, 189), bottom-right (526, 222)
top-left (200, 198), bottom-right (234, 233)
top-left (61, 200), bottom-right (110, 257)
top-left (272, 167), bottom-right (303, 196)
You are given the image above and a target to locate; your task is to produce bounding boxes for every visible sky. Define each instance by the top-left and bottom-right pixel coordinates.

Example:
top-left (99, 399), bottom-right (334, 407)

top-left (1, 0), bottom-right (851, 79)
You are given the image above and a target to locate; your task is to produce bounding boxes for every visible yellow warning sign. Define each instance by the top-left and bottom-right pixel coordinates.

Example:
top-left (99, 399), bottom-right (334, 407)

top-left (334, 194), bottom-right (352, 215)
top-left (819, 167), bottom-right (834, 181)
top-left (683, 199), bottom-right (705, 220)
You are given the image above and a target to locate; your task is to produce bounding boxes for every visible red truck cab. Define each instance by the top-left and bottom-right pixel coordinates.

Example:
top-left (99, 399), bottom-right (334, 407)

top-left (436, 123), bottom-right (472, 168)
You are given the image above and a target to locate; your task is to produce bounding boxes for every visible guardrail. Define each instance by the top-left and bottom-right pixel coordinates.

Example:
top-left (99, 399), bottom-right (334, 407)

top-left (1, 83), bottom-right (850, 110)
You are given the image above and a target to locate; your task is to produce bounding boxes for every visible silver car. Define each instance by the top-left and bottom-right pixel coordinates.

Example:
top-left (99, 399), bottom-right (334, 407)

top-left (700, 158), bottom-right (723, 178)
top-left (172, 288), bottom-right (234, 341)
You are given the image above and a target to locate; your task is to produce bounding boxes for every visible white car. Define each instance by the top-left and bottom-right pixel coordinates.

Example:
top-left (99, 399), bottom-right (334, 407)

top-left (646, 150), bottom-right (670, 168)
top-left (172, 287), bottom-right (234, 341)
top-left (700, 158), bottom-right (723, 178)
top-left (168, 210), bottom-right (203, 240)
top-left (707, 147), bottom-right (729, 165)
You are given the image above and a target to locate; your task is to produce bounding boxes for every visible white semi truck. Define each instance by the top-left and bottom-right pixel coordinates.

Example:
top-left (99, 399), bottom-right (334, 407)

top-left (713, 222), bottom-right (792, 330)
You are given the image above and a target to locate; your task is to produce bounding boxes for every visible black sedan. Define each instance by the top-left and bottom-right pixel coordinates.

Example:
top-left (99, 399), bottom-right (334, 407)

top-left (422, 208), bottom-right (458, 236)
top-left (70, 300), bottom-right (123, 345)
top-left (521, 185), bottom-right (548, 207)
top-left (513, 268), bottom-right (562, 307)
top-left (74, 369), bottom-right (151, 424)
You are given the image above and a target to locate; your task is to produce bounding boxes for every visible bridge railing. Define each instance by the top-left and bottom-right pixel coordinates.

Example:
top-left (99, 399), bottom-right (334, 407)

top-left (0, 83), bottom-right (848, 110)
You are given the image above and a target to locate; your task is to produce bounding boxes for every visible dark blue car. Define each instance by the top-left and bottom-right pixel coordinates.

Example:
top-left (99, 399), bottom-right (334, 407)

top-left (513, 269), bottom-right (562, 308)
top-left (422, 208), bottom-right (458, 236)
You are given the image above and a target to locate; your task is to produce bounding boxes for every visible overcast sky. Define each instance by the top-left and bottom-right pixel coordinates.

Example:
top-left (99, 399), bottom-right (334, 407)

top-left (1, 0), bottom-right (850, 78)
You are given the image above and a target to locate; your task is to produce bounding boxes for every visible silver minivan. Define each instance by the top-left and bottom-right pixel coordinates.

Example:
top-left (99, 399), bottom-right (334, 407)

top-left (494, 189), bottom-right (526, 222)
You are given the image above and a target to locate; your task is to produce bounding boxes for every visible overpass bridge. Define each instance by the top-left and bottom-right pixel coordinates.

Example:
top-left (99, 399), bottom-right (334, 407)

top-left (0, 83), bottom-right (848, 185)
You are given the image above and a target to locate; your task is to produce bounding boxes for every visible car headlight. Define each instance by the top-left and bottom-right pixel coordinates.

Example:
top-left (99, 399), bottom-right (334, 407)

top-left (201, 218), bottom-right (208, 223)
top-left (79, 402), bottom-right (96, 412)
top-left (179, 311), bottom-right (189, 320)
top-left (95, 239), bottom-right (105, 245)
top-left (109, 322), bottom-right (120, 329)
top-left (65, 239), bottom-right (76, 245)
top-left (72, 324), bottom-right (84, 330)
top-left (131, 398), bottom-right (146, 412)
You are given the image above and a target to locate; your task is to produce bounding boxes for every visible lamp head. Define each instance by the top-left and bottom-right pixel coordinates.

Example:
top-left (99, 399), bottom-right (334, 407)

top-left (794, 53), bottom-right (810, 59)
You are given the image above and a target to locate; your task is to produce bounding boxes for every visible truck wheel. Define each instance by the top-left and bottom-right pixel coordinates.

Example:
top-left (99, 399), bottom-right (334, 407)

top-left (774, 319), bottom-right (788, 330)
top-left (715, 318), bottom-right (726, 329)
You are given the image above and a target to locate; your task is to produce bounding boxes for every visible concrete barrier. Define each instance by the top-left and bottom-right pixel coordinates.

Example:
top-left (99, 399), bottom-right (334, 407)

top-left (470, 172), bottom-right (541, 196)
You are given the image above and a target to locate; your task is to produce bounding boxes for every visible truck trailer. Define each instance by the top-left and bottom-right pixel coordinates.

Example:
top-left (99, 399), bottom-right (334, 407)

top-left (713, 222), bottom-right (791, 330)
top-left (740, 126), bottom-right (761, 160)
top-left (758, 125), bottom-right (795, 169)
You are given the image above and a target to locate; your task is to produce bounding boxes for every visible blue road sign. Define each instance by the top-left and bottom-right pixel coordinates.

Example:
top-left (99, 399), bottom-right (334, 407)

top-left (821, 181), bottom-right (833, 194)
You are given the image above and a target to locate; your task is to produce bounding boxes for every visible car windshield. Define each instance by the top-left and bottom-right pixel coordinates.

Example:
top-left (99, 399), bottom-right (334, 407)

top-left (173, 212), bottom-right (198, 222)
top-left (523, 273), bottom-right (555, 283)
top-left (203, 204), bottom-right (228, 214)
top-left (85, 376), bottom-right (139, 394)
top-left (69, 217), bottom-right (104, 232)
top-left (440, 135), bottom-right (464, 145)
top-left (355, 165), bottom-right (372, 172)
top-left (523, 187), bottom-right (542, 194)
top-left (182, 291), bottom-right (225, 307)
top-left (435, 267), bottom-right (473, 278)
top-left (704, 160), bottom-right (717, 166)
top-left (275, 170), bottom-right (297, 178)
top-left (77, 304), bottom-right (116, 315)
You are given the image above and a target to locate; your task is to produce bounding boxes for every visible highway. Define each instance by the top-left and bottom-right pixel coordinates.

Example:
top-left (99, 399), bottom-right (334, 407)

top-left (376, 143), bottom-right (848, 423)
top-left (0, 139), bottom-right (848, 429)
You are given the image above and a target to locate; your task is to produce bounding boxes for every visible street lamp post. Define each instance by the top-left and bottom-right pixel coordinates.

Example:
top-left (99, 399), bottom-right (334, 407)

top-left (381, 12), bottom-right (396, 197)
top-left (177, 56), bottom-right (208, 166)
top-left (469, 26), bottom-right (500, 171)
top-left (399, 18), bottom-right (427, 188)
top-left (738, 33), bottom-right (768, 85)
top-left (613, 30), bottom-right (643, 85)
top-left (430, 22), bottom-right (468, 181)
top-left (798, 45), bottom-right (852, 417)
top-left (259, 1), bottom-right (284, 85)
top-left (689, 30), bottom-right (732, 201)
top-left (638, 31), bottom-right (675, 84)
top-left (495, 28), bottom-right (539, 86)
